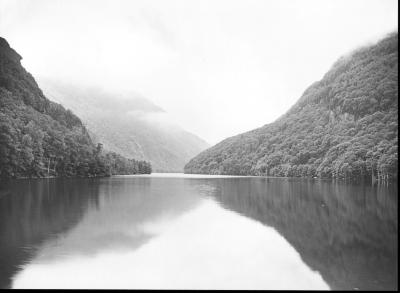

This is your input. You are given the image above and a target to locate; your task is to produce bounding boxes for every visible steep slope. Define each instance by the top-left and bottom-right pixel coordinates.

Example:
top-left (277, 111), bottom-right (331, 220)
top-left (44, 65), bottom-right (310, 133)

top-left (40, 81), bottom-right (210, 172)
top-left (185, 32), bottom-right (398, 180)
top-left (0, 37), bottom-right (151, 178)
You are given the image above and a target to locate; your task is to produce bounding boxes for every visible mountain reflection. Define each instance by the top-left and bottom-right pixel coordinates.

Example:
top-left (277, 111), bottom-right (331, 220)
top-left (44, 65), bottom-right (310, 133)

top-left (0, 176), bottom-right (397, 290)
top-left (211, 178), bottom-right (398, 290)
top-left (10, 177), bottom-right (329, 290)
top-left (29, 177), bottom-right (203, 262)
top-left (0, 179), bottom-right (100, 289)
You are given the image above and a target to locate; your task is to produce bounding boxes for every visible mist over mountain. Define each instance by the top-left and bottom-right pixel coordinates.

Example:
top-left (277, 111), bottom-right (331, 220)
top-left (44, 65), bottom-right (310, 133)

top-left (40, 80), bottom-right (209, 172)
top-left (0, 37), bottom-right (151, 179)
top-left (185, 32), bottom-right (398, 181)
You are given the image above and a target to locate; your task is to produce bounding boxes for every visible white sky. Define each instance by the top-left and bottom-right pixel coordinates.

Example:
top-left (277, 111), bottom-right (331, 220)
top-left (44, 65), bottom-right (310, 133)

top-left (0, 0), bottom-right (398, 144)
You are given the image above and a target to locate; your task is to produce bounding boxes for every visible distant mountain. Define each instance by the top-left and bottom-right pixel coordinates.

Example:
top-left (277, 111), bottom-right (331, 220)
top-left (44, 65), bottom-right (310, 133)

top-left (185, 32), bottom-right (398, 181)
top-left (0, 37), bottom-right (151, 178)
top-left (40, 81), bottom-right (209, 172)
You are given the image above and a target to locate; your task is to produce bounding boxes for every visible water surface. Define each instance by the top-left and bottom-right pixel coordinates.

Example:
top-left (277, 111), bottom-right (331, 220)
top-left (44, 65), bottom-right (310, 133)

top-left (0, 174), bottom-right (397, 290)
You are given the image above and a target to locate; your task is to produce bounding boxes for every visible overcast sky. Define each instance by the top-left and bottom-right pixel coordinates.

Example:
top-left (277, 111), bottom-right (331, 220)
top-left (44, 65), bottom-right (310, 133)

top-left (0, 0), bottom-right (398, 144)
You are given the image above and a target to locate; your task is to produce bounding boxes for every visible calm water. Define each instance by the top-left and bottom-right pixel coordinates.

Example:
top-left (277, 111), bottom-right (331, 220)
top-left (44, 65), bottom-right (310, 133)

top-left (0, 174), bottom-right (397, 290)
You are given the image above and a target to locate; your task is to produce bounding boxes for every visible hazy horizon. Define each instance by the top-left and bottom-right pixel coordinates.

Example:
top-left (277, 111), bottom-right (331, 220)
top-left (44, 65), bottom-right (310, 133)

top-left (0, 0), bottom-right (398, 144)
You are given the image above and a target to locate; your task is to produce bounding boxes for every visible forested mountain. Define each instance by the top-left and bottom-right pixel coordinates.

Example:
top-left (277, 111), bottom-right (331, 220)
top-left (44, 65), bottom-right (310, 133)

top-left (185, 32), bottom-right (398, 181)
top-left (40, 81), bottom-right (209, 172)
top-left (0, 37), bottom-right (151, 179)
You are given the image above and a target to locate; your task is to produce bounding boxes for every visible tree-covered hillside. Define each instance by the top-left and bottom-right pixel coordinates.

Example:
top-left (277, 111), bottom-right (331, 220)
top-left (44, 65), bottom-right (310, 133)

top-left (0, 37), bottom-right (151, 178)
top-left (185, 32), bottom-right (398, 181)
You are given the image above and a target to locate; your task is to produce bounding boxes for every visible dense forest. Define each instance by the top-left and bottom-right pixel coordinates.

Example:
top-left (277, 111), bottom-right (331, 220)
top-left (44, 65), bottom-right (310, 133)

top-left (185, 32), bottom-right (398, 181)
top-left (0, 37), bottom-right (151, 179)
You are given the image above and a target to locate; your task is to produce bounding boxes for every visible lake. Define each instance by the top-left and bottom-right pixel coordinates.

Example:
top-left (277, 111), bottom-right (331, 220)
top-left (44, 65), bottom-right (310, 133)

top-left (0, 173), bottom-right (397, 290)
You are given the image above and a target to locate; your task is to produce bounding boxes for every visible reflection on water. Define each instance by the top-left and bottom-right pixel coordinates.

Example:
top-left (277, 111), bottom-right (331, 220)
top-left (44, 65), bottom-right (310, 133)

top-left (0, 179), bottom-right (99, 289)
top-left (0, 175), bottom-right (397, 290)
top-left (213, 178), bottom-right (398, 290)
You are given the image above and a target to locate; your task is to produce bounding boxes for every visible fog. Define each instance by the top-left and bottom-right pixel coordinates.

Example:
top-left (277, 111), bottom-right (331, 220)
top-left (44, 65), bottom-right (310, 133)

top-left (0, 0), bottom-right (397, 144)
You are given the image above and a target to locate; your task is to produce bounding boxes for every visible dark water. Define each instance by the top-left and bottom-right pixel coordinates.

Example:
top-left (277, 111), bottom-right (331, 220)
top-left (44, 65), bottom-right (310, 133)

top-left (0, 174), bottom-right (397, 290)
